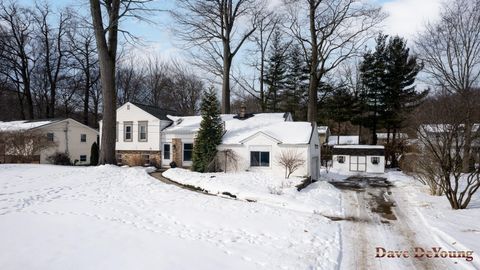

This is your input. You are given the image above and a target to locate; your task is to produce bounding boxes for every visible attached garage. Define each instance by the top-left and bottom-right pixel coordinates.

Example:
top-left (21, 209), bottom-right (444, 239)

top-left (332, 145), bottom-right (385, 174)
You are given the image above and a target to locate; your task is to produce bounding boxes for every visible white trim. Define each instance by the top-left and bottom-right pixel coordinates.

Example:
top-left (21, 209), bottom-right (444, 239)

top-left (239, 131), bottom-right (282, 144)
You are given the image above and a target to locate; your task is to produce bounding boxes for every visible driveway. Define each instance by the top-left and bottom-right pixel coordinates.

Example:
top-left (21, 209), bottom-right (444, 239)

top-left (330, 176), bottom-right (459, 270)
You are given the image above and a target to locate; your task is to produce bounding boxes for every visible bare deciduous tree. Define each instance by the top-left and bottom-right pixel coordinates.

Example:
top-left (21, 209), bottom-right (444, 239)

top-left (416, 0), bottom-right (480, 172)
top-left (89, 0), bottom-right (154, 164)
top-left (172, 0), bottom-right (260, 114)
top-left (415, 92), bottom-right (480, 209)
top-left (285, 0), bottom-right (384, 122)
top-left (67, 20), bottom-right (99, 126)
top-left (234, 10), bottom-right (282, 112)
top-left (0, 2), bottom-right (36, 119)
top-left (276, 149), bottom-right (305, 178)
top-left (33, 3), bottom-right (72, 118)
top-left (0, 130), bottom-right (56, 162)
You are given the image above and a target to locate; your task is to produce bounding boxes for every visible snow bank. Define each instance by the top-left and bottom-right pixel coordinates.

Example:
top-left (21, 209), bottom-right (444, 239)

top-left (163, 168), bottom-right (342, 216)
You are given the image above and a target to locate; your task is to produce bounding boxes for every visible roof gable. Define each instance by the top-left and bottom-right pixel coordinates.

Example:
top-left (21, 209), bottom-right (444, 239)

top-left (119, 102), bottom-right (178, 121)
top-left (239, 131), bottom-right (282, 144)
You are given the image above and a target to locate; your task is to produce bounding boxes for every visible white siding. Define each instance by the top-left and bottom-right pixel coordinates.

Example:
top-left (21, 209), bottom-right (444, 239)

top-left (103, 102), bottom-right (171, 152)
top-left (332, 154), bottom-right (385, 174)
top-left (38, 119), bottom-right (98, 164)
top-left (217, 133), bottom-right (311, 177)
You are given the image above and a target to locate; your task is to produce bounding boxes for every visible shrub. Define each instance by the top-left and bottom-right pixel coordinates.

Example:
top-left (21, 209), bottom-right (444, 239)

top-left (48, 152), bottom-right (72, 165)
top-left (90, 142), bottom-right (99, 165)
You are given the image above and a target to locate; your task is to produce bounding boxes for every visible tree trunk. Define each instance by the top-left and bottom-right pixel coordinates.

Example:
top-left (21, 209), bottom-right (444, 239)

top-left (90, 0), bottom-right (118, 165)
top-left (83, 53), bottom-right (91, 126)
top-left (222, 44), bottom-right (231, 114)
top-left (307, 0), bottom-right (318, 123)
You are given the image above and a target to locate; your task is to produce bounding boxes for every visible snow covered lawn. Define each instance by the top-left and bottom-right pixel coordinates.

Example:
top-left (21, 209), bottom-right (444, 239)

top-left (163, 168), bottom-right (342, 216)
top-left (387, 170), bottom-right (480, 263)
top-left (0, 164), bottom-right (340, 270)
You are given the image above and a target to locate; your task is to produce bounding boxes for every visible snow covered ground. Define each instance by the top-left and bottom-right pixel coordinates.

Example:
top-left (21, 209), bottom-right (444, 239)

top-left (1, 164), bottom-right (479, 269)
top-left (163, 168), bottom-right (342, 217)
top-left (387, 170), bottom-right (480, 267)
top-left (0, 164), bottom-right (340, 270)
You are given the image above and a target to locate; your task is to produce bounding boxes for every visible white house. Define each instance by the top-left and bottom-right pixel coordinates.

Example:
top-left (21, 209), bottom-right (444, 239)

top-left (332, 145), bottom-right (385, 174)
top-left (0, 118), bottom-right (98, 164)
top-left (164, 112), bottom-right (320, 179)
top-left (99, 102), bottom-right (176, 167)
top-left (107, 102), bottom-right (321, 180)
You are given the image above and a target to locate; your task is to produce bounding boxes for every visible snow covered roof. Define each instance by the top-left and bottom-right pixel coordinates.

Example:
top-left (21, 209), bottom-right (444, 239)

top-left (376, 133), bottom-right (408, 139)
top-left (333, 145), bottom-right (384, 149)
top-left (164, 113), bottom-right (313, 144)
top-left (333, 145), bottom-right (385, 155)
top-left (0, 120), bottom-right (58, 132)
top-left (317, 126), bottom-right (329, 134)
top-left (420, 123), bottom-right (480, 133)
top-left (327, 135), bottom-right (359, 146)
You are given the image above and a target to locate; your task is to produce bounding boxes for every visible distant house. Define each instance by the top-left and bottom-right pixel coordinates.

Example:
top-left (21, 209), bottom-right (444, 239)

top-left (376, 132), bottom-right (409, 145)
top-left (0, 118), bottom-right (98, 164)
top-left (327, 135), bottom-right (359, 146)
top-left (318, 126), bottom-right (330, 145)
top-left (106, 102), bottom-right (321, 180)
top-left (332, 145), bottom-right (385, 174)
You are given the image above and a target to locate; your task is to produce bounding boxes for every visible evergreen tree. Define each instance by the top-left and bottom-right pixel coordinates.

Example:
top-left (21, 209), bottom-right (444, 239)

top-left (383, 36), bottom-right (427, 140)
top-left (192, 87), bottom-right (224, 172)
top-left (359, 34), bottom-right (388, 145)
top-left (264, 30), bottom-right (288, 112)
top-left (283, 44), bottom-right (309, 120)
top-left (90, 142), bottom-right (99, 165)
top-left (359, 34), bottom-right (427, 166)
top-left (323, 87), bottom-right (357, 140)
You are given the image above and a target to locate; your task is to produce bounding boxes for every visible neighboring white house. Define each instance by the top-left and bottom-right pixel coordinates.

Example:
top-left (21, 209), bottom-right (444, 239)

top-left (0, 118), bottom-right (98, 164)
top-left (327, 135), bottom-right (359, 146)
top-left (332, 145), bottom-right (385, 174)
top-left (106, 102), bottom-right (321, 179)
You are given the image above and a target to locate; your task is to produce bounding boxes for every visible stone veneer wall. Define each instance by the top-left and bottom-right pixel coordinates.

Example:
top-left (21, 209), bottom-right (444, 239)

top-left (116, 150), bottom-right (161, 168)
top-left (171, 138), bottom-right (183, 167)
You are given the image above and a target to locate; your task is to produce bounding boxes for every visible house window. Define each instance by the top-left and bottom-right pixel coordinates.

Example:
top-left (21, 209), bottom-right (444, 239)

top-left (80, 134), bottom-right (87, 142)
top-left (124, 121), bottom-right (133, 142)
top-left (80, 155), bottom-right (87, 162)
top-left (47, 133), bottom-right (54, 142)
top-left (138, 121), bottom-right (148, 142)
top-left (116, 122), bottom-right (119, 142)
top-left (371, 157), bottom-right (380, 165)
top-left (337, 156), bottom-right (345, 164)
top-left (164, 144), bottom-right (171, 160)
top-left (315, 144), bottom-right (319, 149)
top-left (250, 151), bottom-right (270, 167)
top-left (183, 143), bottom-right (193, 161)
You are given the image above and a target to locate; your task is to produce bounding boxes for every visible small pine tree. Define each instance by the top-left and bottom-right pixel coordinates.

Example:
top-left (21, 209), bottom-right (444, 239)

top-left (192, 87), bottom-right (224, 172)
top-left (90, 142), bottom-right (99, 165)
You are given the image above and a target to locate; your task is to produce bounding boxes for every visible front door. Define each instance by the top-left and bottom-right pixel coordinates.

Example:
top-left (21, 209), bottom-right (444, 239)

top-left (349, 156), bottom-right (366, 172)
top-left (162, 143), bottom-right (171, 166)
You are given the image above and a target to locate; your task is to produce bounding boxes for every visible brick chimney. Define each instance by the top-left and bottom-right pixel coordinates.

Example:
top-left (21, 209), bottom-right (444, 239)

top-left (239, 103), bottom-right (246, 119)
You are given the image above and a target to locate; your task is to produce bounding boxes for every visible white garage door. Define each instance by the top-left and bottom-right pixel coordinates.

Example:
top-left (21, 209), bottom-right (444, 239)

top-left (349, 156), bottom-right (366, 172)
